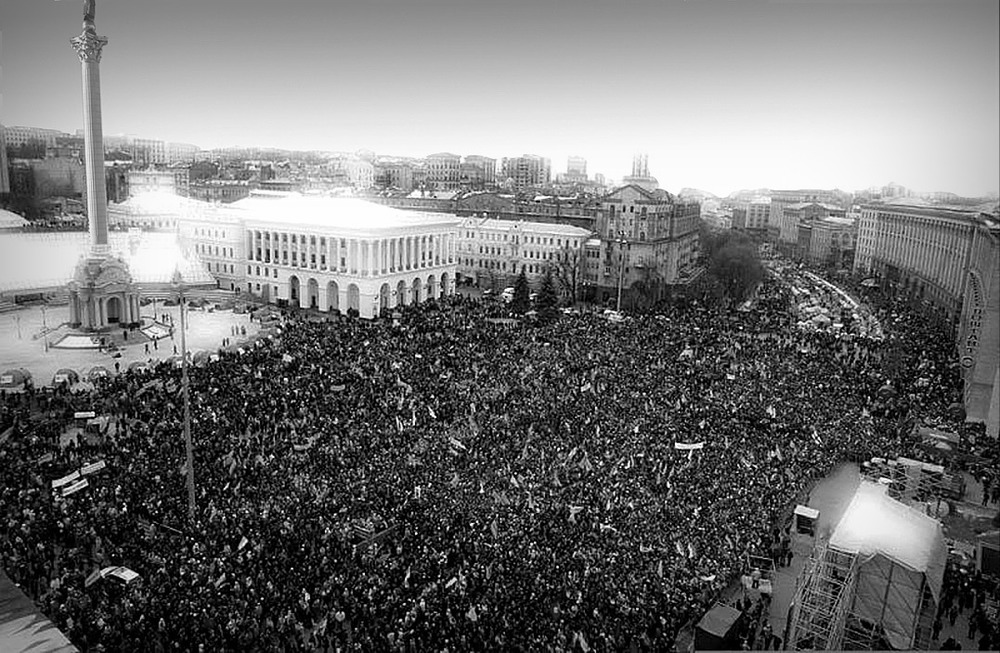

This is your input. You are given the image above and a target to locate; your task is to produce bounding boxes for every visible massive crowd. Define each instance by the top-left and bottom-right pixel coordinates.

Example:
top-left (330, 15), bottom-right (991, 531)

top-left (0, 266), bottom-right (995, 652)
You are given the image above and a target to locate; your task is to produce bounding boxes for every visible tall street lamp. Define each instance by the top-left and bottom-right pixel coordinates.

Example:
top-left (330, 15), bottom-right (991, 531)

top-left (41, 304), bottom-right (49, 352)
top-left (615, 230), bottom-right (628, 312)
top-left (171, 268), bottom-right (197, 522)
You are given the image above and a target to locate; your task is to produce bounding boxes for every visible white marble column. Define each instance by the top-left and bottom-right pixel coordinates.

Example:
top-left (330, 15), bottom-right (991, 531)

top-left (71, 25), bottom-right (111, 256)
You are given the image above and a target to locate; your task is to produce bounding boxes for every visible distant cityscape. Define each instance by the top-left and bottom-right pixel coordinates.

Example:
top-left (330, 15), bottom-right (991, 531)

top-left (1, 120), bottom-right (998, 428)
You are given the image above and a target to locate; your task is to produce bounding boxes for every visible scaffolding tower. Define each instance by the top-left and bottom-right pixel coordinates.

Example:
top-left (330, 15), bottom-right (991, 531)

top-left (861, 456), bottom-right (959, 514)
top-left (786, 544), bottom-right (859, 650)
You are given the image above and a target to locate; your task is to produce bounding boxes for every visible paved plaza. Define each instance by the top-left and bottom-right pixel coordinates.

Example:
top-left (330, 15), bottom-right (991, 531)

top-left (0, 302), bottom-right (259, 389)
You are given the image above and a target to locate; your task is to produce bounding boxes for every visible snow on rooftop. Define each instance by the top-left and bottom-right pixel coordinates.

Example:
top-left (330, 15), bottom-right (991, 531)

top-left (110, 191), bottom-right (209, 215)
top-left (229, 195), bottom-right (459, 232)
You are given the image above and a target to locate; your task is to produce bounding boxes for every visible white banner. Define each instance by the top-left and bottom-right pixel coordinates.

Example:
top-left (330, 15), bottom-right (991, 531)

top-left (673, 442), bottom-right (705, 451)
top-left (62, 479), bottom-right (89, 497)
top-left (81, 460), bottom-right (106, 476)
top-left (100, 566), bottom-right (139, 584)
top-left (52, 471), bottom-right (81, 489)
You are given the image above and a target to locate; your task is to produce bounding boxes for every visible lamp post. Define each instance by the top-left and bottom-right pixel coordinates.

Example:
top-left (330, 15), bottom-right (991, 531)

top-left (615, 230), bottom-right (628, 312)
top-left (41, 304), bottom-right (48, 352)
top-left (171, 269), bottom-right (197, 522)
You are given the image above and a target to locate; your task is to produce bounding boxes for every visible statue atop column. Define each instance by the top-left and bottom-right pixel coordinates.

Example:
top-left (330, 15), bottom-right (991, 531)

top-left (70, 0), bottom-right (107, 63)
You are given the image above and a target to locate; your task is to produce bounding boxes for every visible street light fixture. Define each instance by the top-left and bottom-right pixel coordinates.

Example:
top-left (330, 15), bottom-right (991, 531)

top-left (171, 268), bottom-right (197, 522)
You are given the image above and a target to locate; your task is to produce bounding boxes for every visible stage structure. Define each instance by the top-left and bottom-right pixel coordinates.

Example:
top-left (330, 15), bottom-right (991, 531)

top-left (785, 481), bottom-right (946, 651)
top-left (862, 456), bottom-right (964, 513)
top-left (64, 0), bottom-right (141, 330)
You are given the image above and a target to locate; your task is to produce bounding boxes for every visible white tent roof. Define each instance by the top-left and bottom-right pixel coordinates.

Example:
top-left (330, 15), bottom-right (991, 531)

top-left (829, 481), bottom-right (947, 649)
top-left (829, 482), bottom-right (945, 589)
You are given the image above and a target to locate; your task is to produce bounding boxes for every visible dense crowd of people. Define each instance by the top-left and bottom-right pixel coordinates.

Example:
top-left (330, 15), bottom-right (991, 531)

top-left (0, 264), bottom-right (995, 652)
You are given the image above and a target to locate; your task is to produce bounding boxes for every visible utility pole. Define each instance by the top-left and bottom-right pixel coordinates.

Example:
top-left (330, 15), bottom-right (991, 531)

top-left (172, 269), bottom-right (196, 522)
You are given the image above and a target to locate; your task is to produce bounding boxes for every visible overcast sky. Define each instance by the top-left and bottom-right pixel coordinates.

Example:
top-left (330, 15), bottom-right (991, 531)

top-left (1, 0), bottom-right (997, 196)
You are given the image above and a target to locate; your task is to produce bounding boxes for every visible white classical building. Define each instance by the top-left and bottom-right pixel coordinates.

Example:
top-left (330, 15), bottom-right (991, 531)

top-left (456, 216), bottom-right (593, 288)
top-left (235, 194), bottom-right (458, 318)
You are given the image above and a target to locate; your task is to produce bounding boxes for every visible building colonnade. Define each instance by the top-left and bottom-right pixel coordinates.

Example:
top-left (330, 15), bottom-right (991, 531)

top-left (245, 230), bottom-right (455, 276)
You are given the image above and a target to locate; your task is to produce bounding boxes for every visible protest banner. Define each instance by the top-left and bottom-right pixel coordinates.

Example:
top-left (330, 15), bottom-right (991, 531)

top-left (100, 566), bottom-right (140, 585)
top-left (81, 460), bottom-right (106, 476)
top-left (52, 471), bottom-right (81, 490)
top-left (62, 479), bottom-right (89, 497)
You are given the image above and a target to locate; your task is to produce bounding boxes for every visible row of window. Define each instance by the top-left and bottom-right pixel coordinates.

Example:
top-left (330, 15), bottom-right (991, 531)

top-left (198, 243), bottom-right (235, 258)
top-left (195, 227), bottom-right (227, 239)
top-left (462, 231), bottom-right (574, 248)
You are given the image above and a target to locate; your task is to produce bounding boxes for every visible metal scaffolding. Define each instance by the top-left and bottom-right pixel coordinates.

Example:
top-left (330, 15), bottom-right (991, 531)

top-left (786, 543), bottom-right (939, 650)
top-left (861, 456), bottom-right (958, 515)
top-left (786, 544), bottom-right (859, 651)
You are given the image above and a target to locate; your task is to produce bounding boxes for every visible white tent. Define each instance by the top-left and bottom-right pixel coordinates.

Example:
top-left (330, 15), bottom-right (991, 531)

top-left (828, 481), bottom-right (946, 650)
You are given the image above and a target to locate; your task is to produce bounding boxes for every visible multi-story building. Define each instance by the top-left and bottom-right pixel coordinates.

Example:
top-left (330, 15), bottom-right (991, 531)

top-left (588, 184), bottom-right (701, 304)
top-left (2, 126), bottom-right (66, 149)
top-left (567, 156), bottom-right (587, 179)
top-left (463, 155), bottom-right (496, 187)
top-left (188, 180), bottom-right (251, 204)
top-left (455, 216), bottom-right (592, 290)
top-left (769, 189), bottom-right (848, 243)
top-left (732, 197), bottom-right (771, 233)
top-left (27, 158), bottom-right (87, 200)
top-left (854, 201), bottom-right (1000, 435)
top-left (238, 194), bottom-right (459, 317)
top-left (48, 134), bottom-right (85, 161)
top-left (425, 152), bottom-right (462, 191)
top-left (374, 161), bottom-right (415, 191)
top-left (324, 155), bottom-right (374, 190)
top-left (175, 203), bottom-right (246, 291)
top-left (131, 138), bottom-right (167, 167)
top-left (784, 202), bottom-right (847, 250)
top-left (501, 154), bottom-right (551, 190)
top-left (798, 216), bottom-right (856, 267)
top-left (128, 168), bottom-right (190, 197)
top-left (167, 142), bottom-right (199, 164)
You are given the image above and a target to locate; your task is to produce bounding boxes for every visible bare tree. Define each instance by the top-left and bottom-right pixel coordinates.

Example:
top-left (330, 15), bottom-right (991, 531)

top-left (549, 245), bottom-right (584, 305)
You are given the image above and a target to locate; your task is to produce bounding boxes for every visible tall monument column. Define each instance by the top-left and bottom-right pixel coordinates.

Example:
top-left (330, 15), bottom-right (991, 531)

top-left (71, 12), bottom-right (110, 255)
top-left (65, 0), bottom-right (140, 331)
